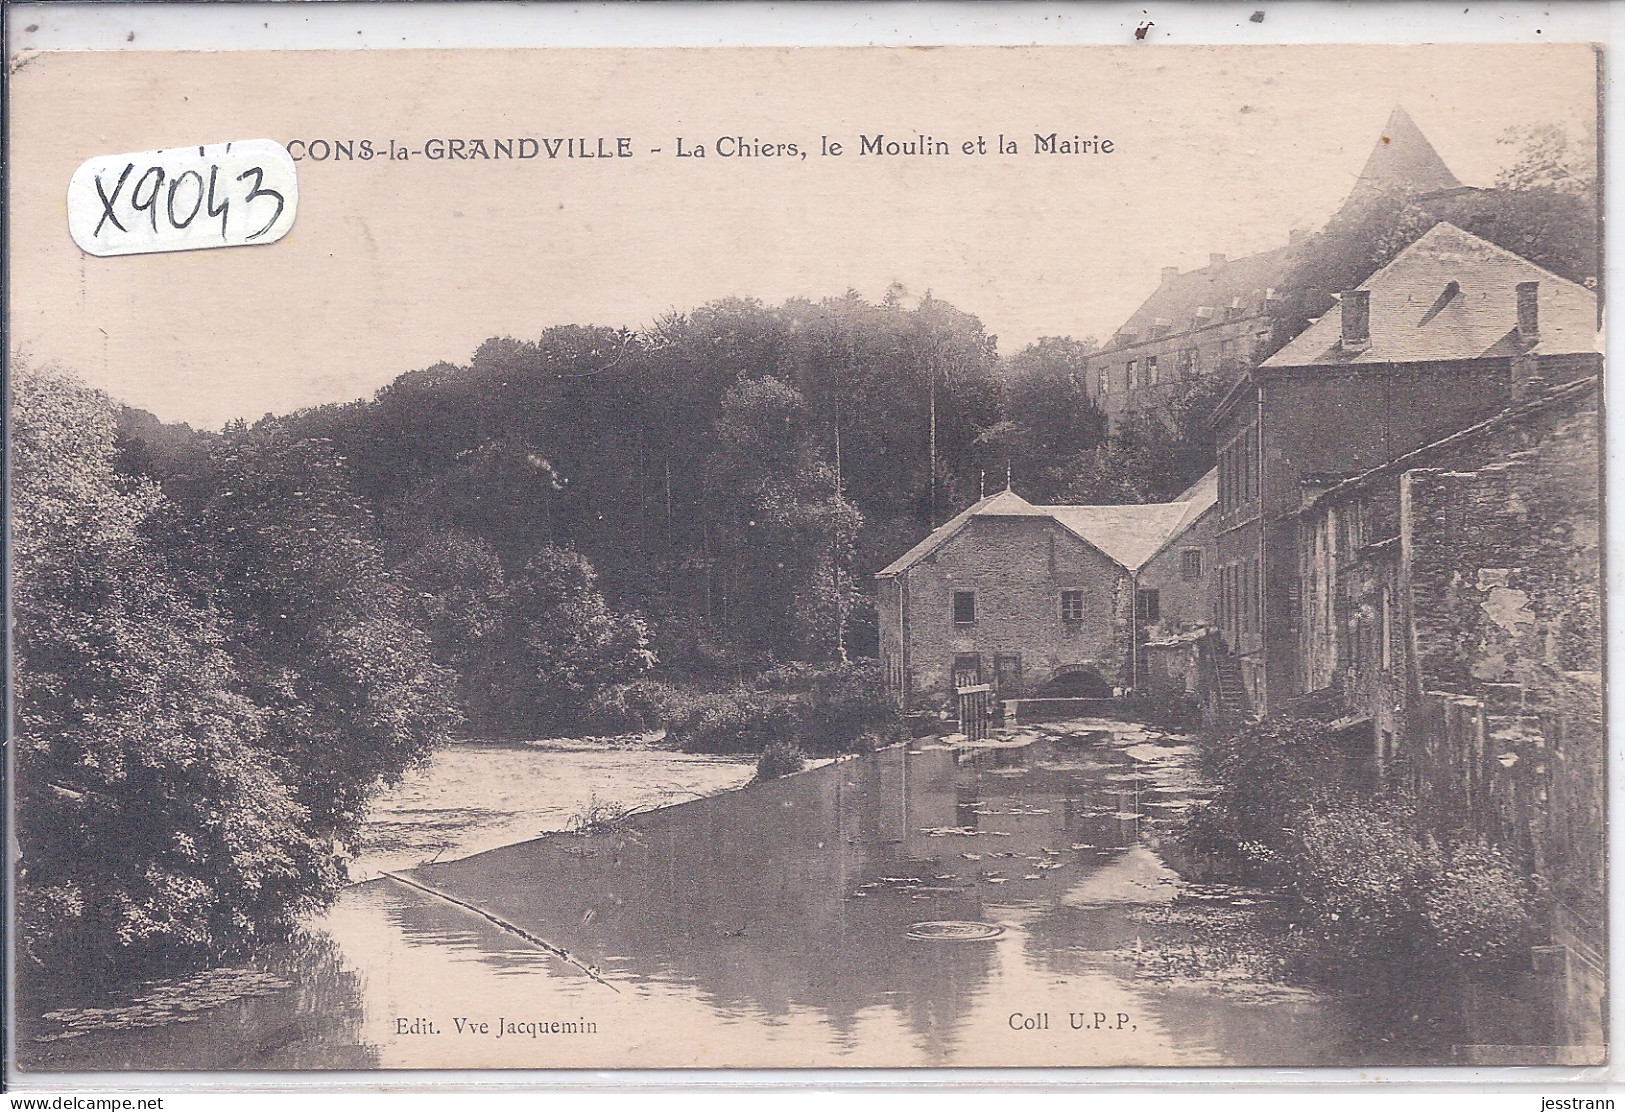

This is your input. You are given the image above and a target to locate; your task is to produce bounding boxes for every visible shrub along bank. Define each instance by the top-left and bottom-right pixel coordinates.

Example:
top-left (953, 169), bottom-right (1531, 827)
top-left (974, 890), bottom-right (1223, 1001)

top-left (587, 660), bottom-right (901, 773)
top-left (1176, 717), bottom-right (1541, 983)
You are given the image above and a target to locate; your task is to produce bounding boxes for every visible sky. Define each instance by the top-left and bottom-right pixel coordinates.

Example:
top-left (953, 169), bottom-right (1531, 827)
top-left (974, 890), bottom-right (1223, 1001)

top-left (10, 43), bottom-right (1599, 429)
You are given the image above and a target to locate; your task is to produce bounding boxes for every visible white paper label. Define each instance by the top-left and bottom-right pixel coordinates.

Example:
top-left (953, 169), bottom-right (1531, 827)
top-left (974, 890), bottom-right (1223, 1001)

top-left (67, 139), bottom-right (298, 257)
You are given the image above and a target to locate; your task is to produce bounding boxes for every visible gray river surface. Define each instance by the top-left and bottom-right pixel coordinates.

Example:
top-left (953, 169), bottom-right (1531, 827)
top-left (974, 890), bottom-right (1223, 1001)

top-left (23, 720), bottom-right (1544, 1071)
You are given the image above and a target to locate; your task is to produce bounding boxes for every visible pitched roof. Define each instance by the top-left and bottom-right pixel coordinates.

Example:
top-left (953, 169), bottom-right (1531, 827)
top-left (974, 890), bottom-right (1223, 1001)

top-left (876, 470), bottom-right (1218, 578)
top-left (1348, 106), bottom-right (1463, 199)
top-left (1103, 243), bottom-right (1301, 351)
top-left (1167, 467), bottom-right (1219, 537)
top-left (1043, 503), bottom-right (1193, 571)
top-left (1263, 223), bottom-right (1598, 369)
top-left (874, 489), bottom-right (1041, 578)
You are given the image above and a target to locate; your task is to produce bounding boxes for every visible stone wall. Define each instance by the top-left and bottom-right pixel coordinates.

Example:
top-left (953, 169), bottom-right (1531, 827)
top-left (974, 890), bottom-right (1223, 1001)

top-left (1138, 504), bottom-right (1217, 635)
top-left (1401, 402), bottom-right (1600, 694)
top-left (1400, 399), bottom-right (1602, 914)
top-left (881, 515), bottom-right (1135, 711)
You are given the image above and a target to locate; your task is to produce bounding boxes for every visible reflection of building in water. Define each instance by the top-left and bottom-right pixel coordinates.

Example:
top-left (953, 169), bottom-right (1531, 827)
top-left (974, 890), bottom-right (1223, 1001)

top-left (401, 739), bottom-right (1181, 1064)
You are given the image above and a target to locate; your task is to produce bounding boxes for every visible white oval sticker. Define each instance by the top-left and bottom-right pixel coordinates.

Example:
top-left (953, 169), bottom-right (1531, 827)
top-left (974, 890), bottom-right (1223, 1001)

top-left (67, 139), bottom-right (298, 257)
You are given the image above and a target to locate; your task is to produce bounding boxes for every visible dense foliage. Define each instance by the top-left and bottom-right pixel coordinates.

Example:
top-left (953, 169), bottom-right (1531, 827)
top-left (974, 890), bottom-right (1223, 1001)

top-left (660, 661), bottom-right (900, 758)
top-left (1177, 717), bottom-right (1541, 976)
top-left (755, 741), bottom-right (809, 781)
top-left (14, 366), bottom-right (459, 975)
top-left (115, 291), bottom-right (1113, 694)
top-left (14, 371), bottom-right (317, 972)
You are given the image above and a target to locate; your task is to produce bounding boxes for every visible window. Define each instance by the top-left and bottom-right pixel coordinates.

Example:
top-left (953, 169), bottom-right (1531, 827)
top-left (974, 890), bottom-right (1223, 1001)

top-left (1136, 588), bottom-right (1161, 626)
top-left (1380, 588), bottom-right (1392, 671)
top-left (1178, 347), bottom-right (1198, 379)
top-left (1125, 359), bottom-right (1137, 389)
top-left (994, 654), bottom-right (1023, 695)
top-left (1247, 560), bottom-right (1261, 633)
top-left (1339, 500), bottom-right (1365, 555)
top-left (1181, 549), bottom-right (1203, 581)
top-left (953, 590), bottom-right (976, 625)
top-left (1060, 589), bottom-right (1086, 621)
top-left (1097, 365), bottom-right (1110, 396)
top-left (1241, 427), bottom-right (1255, 504)
top-left (1221, 425), bottom-right (1258, 514)
top-left (1145, 355), bottom-right (1160, 385)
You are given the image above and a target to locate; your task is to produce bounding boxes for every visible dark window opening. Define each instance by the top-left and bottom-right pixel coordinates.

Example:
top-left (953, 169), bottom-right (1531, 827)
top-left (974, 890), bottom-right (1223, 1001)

top-left (1060, 589), bottom-right (1086, 621)
top-left (994, 653), bottom-right (1023, 696)
top-left (1181, 549), bottom-right (1203, 581)
top-left (953, 590), bottom-right (976, 625)
top-left (1136, 588), bottom-right (1161, 626)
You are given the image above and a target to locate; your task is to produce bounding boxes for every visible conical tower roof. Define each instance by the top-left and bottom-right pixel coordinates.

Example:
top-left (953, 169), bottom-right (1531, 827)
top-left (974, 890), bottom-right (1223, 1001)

top-left (1351, 106), bottom-right (1462, 197)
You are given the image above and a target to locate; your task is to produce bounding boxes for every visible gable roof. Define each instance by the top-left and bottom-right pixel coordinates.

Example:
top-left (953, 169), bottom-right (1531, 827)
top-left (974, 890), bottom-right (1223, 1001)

top-left (1263, 223), bottom-right (1598, 369)
top-left (1167, 467), bottom-right (1219, 537)
top-left (1102, 243), bottom-right (1302, 351)
top-left (1348, 106), bottom-right (1463, 199)
top-left (876, 470), bottom-right (1218, 579)
top-left (1043, 503), bottom-right (1193, 571)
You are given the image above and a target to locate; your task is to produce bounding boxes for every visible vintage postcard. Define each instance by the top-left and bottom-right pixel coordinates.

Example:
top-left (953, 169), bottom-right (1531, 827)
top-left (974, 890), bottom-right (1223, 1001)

top-left (6, 39), bottom-right (1606, 1075)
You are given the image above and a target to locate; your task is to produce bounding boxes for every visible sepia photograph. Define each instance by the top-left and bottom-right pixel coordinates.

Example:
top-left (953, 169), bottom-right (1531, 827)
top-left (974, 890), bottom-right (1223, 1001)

top-left (5, 34), bottom-right (1607, 1076)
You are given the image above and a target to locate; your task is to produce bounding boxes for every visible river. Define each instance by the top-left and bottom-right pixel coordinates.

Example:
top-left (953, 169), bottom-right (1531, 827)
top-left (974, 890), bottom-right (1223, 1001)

top-left (16, 720), bottom-right (1569, 1072)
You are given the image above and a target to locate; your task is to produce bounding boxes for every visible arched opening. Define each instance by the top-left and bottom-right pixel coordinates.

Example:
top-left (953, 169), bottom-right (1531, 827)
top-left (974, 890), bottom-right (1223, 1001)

top-left (1032, 665), bottom-right (1113, 699)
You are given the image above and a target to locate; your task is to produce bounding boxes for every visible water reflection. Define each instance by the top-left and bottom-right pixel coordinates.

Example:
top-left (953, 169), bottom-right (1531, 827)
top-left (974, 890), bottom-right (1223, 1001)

top-left (17, 932), bottom-right (377, 1072)
top-left (23, 722), bottom-right (1436, 1070)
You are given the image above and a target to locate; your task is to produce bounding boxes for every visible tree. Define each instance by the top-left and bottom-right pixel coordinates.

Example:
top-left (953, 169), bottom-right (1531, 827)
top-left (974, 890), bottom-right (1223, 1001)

top-left (705, 377), bottom-right (864, 662)
top-left (1495, 122), bottom-right (1597, 196)
top-left (396, 530), bottom-right (511, 708)
top-left (476, 546), bottom-right (656, 734)
top-left (156, 426), bottom-right (460, 842)
top-left (12, 366), bottom-right (333, 974)
top-left (982, 336), bottom-right (1108, 503)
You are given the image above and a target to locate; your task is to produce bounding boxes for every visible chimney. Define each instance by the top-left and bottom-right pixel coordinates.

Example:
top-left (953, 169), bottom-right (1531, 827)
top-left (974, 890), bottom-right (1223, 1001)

top-left (1511, 281), bottom-right (1547, 400)
top-left (1160, 266), bottom-right (1179, 285)
top-left (1209, 253), bottom-right (1227, 271)
top-left (1340, 289), bottom-right (1371, 352)
top-left (1516, 280), bottom-right (1540, 346)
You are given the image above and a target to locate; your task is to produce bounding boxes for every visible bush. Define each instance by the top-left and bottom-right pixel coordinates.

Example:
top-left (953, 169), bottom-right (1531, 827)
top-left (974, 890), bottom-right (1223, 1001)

top-left (664, 691), bottom-right (802, 755)
top-left (1176, 716), bottom-right (1354, 883)
top-left (584, 680), bottom-right (682, 735)
top-left (1423, 841), bottom-right (1539, 963)
top-left (756, 741), bottom-right (808, 780)
top-left (800, 660), bottom-right (901, 754)
top-left (565, 793), bottom-right (634, 834)
top-left (660, 661), bottom-right (898, 756)
top-left (753, 661), bottom-right (826, 694)
top-left (1290, 806), bottom-right (1440, 961)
